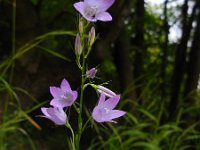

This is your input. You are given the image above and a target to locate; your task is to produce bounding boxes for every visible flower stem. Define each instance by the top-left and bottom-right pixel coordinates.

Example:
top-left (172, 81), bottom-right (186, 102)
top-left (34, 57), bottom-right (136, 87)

top-left (76, 17), bottom-right (87, 150)
top-left (65, 122), bottom-right (75, 150)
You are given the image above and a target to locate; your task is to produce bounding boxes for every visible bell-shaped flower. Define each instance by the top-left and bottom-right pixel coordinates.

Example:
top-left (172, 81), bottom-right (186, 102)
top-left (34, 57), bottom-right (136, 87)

top-left (50, 79), bottom-right (78, 108)
top-left (74, 0), bottom-right (115, 22)
top-left (40, 107), bottom-right (67, 125)
top-left (86, 67), bottom-right (97, 79)
top-left (92, 93), bottom-right (126, 123)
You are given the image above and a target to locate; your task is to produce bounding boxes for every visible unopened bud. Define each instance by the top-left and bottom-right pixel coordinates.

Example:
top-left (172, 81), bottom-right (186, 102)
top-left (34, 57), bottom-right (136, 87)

top-left (97, 85), bottom-right (116, 98)
top-left (75, 34), bottom-right (82, 55)
top-left (79, 18), bottom-right (84, 35)
top-left (88, 27), bottom-right (95, 47)
top-left (86, 68), bottom-right (97, 79)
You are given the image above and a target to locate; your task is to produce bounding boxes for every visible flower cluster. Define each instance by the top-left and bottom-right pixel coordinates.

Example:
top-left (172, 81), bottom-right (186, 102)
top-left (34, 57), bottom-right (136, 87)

top-left (41, 78), bottom-right (125, 125)
top-left (40, 79), bottom-right (77, 125)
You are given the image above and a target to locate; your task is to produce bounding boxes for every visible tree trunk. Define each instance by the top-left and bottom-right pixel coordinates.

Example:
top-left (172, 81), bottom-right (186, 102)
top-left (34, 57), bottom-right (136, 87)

top-left (184, 3), bottom-right (200, 102)
top-left (132, 0), bottom-right (144, 101)
top-left (114, 31), bottom-right (136, 111)
top-left (160, 0), bottom-right (169, 98)
top-left (168, 0), bottom-right (196, 119)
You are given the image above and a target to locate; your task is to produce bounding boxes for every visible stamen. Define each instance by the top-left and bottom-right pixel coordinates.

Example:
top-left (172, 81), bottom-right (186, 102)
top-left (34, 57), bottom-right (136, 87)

top-left (85, 5), bottom-right (98, 18)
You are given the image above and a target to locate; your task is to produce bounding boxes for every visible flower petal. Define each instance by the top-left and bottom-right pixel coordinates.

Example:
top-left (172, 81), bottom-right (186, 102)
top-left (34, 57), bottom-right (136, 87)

top-left (74, 2), bottom-right (85, 16)
top-left (96, 12), bottom-right (112, 21)
top-left (72, 91), bottom-right (78, 102)
top-left (61, 79), bottom-right (72, 91)
top-left (103, 95), bottom-right (120, 109)
top-left (84, 0), bottom-right (115, 11)
top-left (102, 110), bottom-right (126, 122)
top-left (98, 0), bottom-right (115, 11)
top-left (92, 107), bottom-right (103, 122)
top-left (98, 93), bottom-right (106, 107)
top-left (46, 108), bottom-right (67, 125)
top-left (41, 107), bottom-right (51, 118)
top-left (50, 98), bottom-right (72, 108)
top-left (50, 87), bottom-right (63, 98)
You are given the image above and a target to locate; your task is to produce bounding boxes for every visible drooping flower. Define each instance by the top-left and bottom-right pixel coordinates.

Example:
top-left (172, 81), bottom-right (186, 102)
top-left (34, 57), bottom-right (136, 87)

top-left (92, 93), bottom-right (126, 123)
top-left (97, 85), bottom-right (116, 98)
top-left (40, 107), bottom-right (67, 125)
top-left (50, 79), bottom-right (78, 108)
top-left (74, 0), bottom-right (115, 22)
top-left (86, 67), bottom-right (97, 79)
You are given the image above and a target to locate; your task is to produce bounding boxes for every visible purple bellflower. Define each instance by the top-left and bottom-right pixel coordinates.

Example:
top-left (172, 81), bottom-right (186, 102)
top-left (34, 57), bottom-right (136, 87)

top-left (92, 93), bottom-right (126, 123)
top-left (41, 107), bottom-right (67, 125)
top-left (74, 0), bottom-right (115, 22)
top-left (50, 79), bottom-right (78, 108)
top-left (86, 68), bottom-right (97, 79)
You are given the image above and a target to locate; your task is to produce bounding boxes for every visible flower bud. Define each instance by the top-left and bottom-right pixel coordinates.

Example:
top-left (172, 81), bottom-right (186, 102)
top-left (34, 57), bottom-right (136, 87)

top-left (88, 27), bottom-right (95, 47)
top-left (79, 18), bottom-right (84, 35)
top-left (86, 68), bottom-right (97, 79)
top-left (97, 85), bottom-right (116, 98)
top-left (75, 34), bottom-right (82, 55)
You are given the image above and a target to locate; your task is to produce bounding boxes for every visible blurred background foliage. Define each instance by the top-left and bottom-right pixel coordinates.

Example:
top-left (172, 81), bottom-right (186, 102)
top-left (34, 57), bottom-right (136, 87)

top-left (0, 0), bottom-right (200, 149)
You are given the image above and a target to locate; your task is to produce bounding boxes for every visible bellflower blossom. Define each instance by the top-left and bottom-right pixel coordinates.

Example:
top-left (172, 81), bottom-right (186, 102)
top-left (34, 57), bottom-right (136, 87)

top-left (92, 93), bottom-right (126, 123)
top-left (74, 0), bottom-right (115, 22)
top-left (40, 107), bottom-right (67, 125)
top-left (50, 79), bottom-right (78, 108)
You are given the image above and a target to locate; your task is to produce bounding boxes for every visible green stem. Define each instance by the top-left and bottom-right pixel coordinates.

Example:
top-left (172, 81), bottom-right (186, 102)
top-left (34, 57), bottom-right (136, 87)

top-left (76, 17), bottom-right (87, 150)
top-left (65, 122), bottom-right (75, 150)
top-left (76, 56), bottom-right (86, 150)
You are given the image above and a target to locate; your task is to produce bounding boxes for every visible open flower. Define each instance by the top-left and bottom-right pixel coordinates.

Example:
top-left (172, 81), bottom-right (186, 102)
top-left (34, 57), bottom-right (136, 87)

top-left (50, 79), bottom-right (78, 108)
top-left (92, 93), bottom-right (126, 123)
top-left (40, 107), bottom-right (67, 125)
top-left (74, 0), bottom-right (115, 22)
top-left (86, 68), bottom-right (97, 79)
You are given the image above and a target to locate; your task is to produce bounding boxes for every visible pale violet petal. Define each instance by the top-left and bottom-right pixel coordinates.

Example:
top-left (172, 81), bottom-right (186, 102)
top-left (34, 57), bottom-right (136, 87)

top-left (92, 107), bottom-right (103, 122)
top-left (98, 93), bottom-right (106, 107)
top-left (72, 91), bottom-right (78, 102)
top-left (50, 98), bottom-right (72, 108)
top-left (61, 78), bottom-right (72, 91)
top-left (41, 107), bottom-right (51, 118)
top-left (98, 0), bottom-right (115, 12)
top-left (103, 95), bottom-right (120, 110)
top-left (96, 12), bottom-right (112, 21)
top-left (85, 0), bottom-right (115, 11)
top-left (46, 108), bottom-right (67, 125)
top-left (74, 2), bottom-right (85, 16)
top-left (50, 87), bottom-right (63, 99)
top-left (103, 110), bottom-right (126, 121)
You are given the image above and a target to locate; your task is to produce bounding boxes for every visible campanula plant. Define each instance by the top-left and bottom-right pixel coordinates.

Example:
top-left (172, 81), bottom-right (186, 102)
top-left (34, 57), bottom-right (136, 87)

top-left (39, 0), bottom-right (126, 149)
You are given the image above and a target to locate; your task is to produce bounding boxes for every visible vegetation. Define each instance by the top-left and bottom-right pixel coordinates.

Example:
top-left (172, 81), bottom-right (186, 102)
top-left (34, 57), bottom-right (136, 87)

top-left (0, 0), bottom-right (200, 149)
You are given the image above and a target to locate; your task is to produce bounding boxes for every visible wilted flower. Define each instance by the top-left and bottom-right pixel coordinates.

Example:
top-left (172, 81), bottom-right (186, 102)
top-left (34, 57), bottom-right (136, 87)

top-left (75, 34), bottom-right (82, 55)
top-left (86, 68), bottom-right (97, 79)
top-left (92, 93), bottom-right (126, 123)
top-left (74, 0), bottom-right (115, 22)
top-left (40, 107), bottom-right (67, 125)
top-left (97, 85), bottom-right (116, 98)
top-left (50, 79), bottom-right (78, 108)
